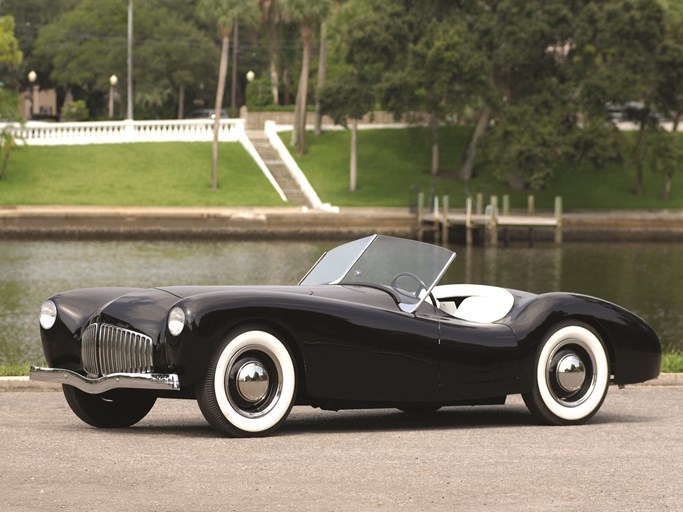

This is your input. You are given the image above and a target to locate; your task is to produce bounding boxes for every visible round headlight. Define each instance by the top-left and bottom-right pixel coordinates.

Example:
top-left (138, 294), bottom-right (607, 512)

top-left (39, 300), bottom-right (57, 330)
top-left (168, 307), bottom-right (186, 336)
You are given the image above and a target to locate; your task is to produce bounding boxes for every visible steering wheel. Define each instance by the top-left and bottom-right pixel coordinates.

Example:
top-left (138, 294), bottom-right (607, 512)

top-left (390, 272), bottom-right (429, 299)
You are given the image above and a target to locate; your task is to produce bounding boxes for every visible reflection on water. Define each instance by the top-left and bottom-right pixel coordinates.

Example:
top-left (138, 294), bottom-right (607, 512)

top-left (1, 240), bottom-right (681, 363)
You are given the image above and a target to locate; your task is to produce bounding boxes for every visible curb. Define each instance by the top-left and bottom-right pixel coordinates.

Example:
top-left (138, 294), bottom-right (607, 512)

top-left (0, 377), bottom-right (60, 391)
top-left (1, 373), bottom-right (682, 392)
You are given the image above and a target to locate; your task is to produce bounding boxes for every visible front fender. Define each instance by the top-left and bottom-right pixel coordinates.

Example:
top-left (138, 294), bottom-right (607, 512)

top-left (41, 288), bottom-right (142, 370)
top-left (164, 290), bottom-right (319, 387)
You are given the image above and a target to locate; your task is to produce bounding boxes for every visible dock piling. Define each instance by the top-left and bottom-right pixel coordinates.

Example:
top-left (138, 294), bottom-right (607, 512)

top-left (488, 196), bottom-right (498, 247)
top-left (416, 192), bottom-right (425, 241)
top-left (441, 195), bottom-right (450, 245)
top-left (554, 196), bottom-right (563, 244)
top-left (416, 193), bottom-right (563, 246)
top-left (466, 196), bottom-right (473, 246)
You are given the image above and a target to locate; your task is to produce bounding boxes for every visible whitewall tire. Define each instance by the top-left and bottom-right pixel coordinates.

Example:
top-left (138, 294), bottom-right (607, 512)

top-left (197, 328), bottom-right (297, 437)
top-left (523, 323), bottom-right (610, 425)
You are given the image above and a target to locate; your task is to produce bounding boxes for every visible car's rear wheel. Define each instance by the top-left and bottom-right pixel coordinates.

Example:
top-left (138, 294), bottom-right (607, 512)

top-left (196, 328), bottom-right (297, 437)
top-left (523, 322), bottom-right (610, 425)
top-left (62, 385), bottom-right (157, 428)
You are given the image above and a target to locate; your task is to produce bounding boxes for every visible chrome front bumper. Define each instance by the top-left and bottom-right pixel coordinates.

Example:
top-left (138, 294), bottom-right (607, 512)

top-left (30, 367), bottom-right (180, 394)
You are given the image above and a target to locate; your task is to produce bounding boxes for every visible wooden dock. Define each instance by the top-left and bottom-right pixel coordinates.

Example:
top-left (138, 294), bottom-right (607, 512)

top-left (417, 193), bottom-right (563, 246)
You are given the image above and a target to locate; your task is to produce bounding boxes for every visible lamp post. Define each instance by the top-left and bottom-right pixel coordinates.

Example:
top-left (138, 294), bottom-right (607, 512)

top-left (28, 70), bottom-right (37, 119)
top-left (109, 74), bottom-right (118, 119)
top-left (246, 71), bottom-right (260, 106)
top-left (126, 0), bottom-right (133, 120)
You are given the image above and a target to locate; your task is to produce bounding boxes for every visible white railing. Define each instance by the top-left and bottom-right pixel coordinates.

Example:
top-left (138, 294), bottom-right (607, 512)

top-left (264, 120), bottom-right (331, 211)
top-left (3, 119), bottom-right (245, 145)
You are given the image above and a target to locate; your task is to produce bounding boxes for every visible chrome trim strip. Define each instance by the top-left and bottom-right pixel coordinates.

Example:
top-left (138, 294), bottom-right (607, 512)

top-left (29, 366), bottom-right (180, 394)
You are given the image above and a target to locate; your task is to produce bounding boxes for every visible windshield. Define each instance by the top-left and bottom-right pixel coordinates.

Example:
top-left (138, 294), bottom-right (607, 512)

top-left (299, 235), bottom-right (455, 313)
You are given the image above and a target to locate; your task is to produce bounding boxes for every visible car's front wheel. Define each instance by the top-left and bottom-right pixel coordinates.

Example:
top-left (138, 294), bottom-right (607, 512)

top-left (62, 385), bottom-right (157, 428)
top-left (196, 328), bottom-right (297, 437)
top-left (523, 322), bottom-right (610, 425)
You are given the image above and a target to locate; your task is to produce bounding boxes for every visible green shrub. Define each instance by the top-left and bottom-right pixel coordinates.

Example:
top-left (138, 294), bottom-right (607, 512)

top-left (61, 100), bottom-right (89, 121)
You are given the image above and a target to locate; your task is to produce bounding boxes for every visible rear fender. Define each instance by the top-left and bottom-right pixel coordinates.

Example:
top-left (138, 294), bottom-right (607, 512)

top-left (507, 293), bottom-right (661, 390)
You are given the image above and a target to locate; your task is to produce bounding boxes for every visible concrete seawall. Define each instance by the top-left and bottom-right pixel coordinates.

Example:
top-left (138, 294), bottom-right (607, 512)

top-left (1, 206), bottom-right (683, 242)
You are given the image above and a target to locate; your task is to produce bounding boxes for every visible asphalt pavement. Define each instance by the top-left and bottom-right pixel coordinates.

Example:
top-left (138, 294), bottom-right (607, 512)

top-left (2, 385), bottom-right (681, 511)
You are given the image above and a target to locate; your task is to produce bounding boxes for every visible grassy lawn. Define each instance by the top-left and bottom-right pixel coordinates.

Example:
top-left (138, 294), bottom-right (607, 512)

top-left (0, 142), bottom-right (286, 206)
top-left (291, 127), bottom-right (683, 210)
top-left (662, 352), bottom-right (683, 373)
top-left (0, 363), bottom-right (31, 377)
top-left (292, 126), bottom-right (479, 207)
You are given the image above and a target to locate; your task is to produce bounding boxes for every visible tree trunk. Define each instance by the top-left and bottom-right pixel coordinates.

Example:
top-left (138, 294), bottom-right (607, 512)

top-left (430, 111), bottom-right (439, 176)
top-left (290, 85), bottom-right (300, 147)
top-left (661, 112), bottom-right (680, 200)
top-left (0, 149), bottom-right (9, 179)
top-left (269, 56), bottom-right (279, 105)
top-left (283, 67), bottom-right (290, 105)
top-left (230, 19), bottom-right (239, 113)
top-left (0, 133), bottom-right (14, 180)
top-left (661, 171), bottom-right (673, 200)
top-left (350, 118), bottom-right (358, 191)
top-left (634, 122), bottom-right (646, 195)
top-left (314, 21), bottom-right (328, 137)
top-left (212, 33), bottom-right (230, 190)
top-left (177, 84), bottom-right (185, 119)
top-left (292, 23), bottom-right (312, 155)
top-left (457, 105), bottom-right (491, 181)
top-left (267, 4), bottom-right (280, 105)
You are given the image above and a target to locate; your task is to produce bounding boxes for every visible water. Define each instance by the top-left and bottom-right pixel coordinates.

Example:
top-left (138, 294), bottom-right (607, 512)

top-left (1, 239), bottom-right (681, 364)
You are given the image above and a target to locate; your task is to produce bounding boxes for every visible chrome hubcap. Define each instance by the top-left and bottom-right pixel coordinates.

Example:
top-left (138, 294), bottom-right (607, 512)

top-left (235, 361), bottom-right (270, 402)
top-left (225, 345), bottom-right (283, 419)
top-left (555, 354), bottom-right (586, 392)
top-left (547, 341), bottom-right (597, 407)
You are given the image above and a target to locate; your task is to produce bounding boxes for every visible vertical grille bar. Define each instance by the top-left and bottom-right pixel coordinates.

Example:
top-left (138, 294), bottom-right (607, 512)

top-left (81, 323), bottom-right (99, 376)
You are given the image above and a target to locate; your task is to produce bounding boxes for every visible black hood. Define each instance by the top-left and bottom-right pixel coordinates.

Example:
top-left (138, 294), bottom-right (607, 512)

top-left (158, 285), bottom-right (314, 299)
top-left (98, 288), bottom-right (181, 340)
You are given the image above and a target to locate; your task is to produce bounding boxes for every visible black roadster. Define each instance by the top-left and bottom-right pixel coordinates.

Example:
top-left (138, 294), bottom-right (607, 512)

top-left (31, 235), bottom-right (661, 436)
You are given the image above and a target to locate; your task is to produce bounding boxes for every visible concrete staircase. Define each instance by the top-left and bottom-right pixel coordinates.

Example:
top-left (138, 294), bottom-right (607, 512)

top-left (246, 131), bottom-right (313, 208)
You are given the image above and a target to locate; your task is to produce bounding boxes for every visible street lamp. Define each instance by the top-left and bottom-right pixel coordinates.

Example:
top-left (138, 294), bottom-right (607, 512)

top-left (246, 71), bottom-right (261, 107)
top-left (109, 74), bottom-right (118, 119)
top-left (28, 70), bottom-right (37, 119)
top-left (126, 0), bottom-right (133, 120)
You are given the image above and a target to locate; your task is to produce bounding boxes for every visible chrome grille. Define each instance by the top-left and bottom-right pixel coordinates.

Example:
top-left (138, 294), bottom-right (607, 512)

top-left (81, 323), bottom-right (154, 376)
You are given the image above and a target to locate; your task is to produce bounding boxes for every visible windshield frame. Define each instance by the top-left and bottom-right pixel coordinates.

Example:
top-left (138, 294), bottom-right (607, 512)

top-left (299, 235), bottom-right (455, 314)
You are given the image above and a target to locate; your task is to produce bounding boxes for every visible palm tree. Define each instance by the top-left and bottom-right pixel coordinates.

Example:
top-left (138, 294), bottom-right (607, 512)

top-left (256, 0), bottom-right (282, 105)
top-left (198, 0), bottom-right (258, 189)
top-left (280, 0), bottom-right (331, 155)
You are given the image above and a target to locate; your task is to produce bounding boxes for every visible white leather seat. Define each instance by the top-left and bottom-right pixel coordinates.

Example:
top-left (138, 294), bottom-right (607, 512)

top-left (432, 284), bottom-right (514, 323)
